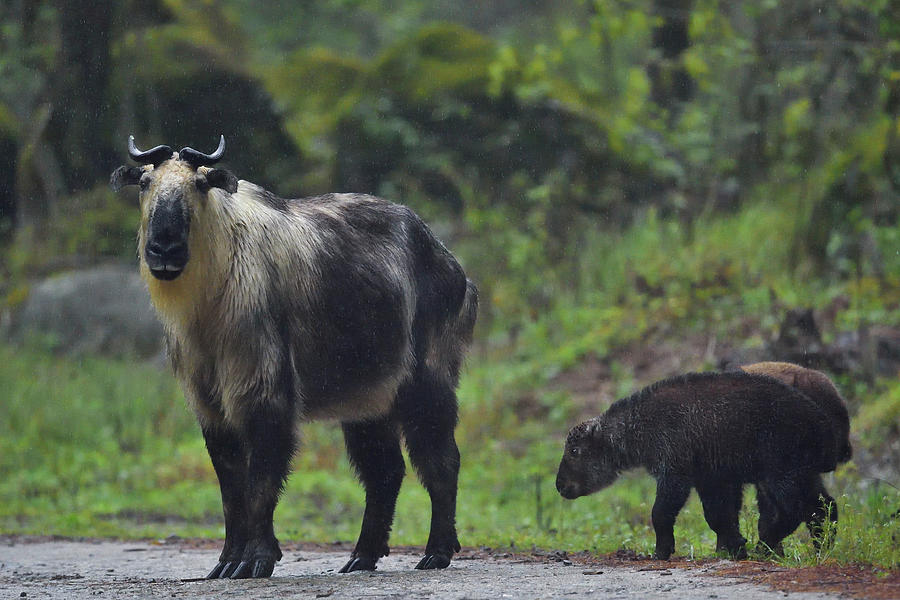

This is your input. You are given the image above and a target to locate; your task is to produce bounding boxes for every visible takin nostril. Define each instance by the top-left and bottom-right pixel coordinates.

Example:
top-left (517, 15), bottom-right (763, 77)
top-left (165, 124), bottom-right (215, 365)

top-left (147, 240), bottom-right (187, 259)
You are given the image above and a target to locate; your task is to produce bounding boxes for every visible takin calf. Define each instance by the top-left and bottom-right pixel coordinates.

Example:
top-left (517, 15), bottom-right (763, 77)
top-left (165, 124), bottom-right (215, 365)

top-left (736, 362), bottom-right (852, 552)
top-left (111, 136), bottom-right (477, 578)
top-left (555, 371), bottom-right (837, 560)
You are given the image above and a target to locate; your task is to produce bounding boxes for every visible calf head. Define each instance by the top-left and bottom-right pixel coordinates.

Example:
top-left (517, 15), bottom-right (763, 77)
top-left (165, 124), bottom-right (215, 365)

top-left (555, 419), bottom-right (620, 499)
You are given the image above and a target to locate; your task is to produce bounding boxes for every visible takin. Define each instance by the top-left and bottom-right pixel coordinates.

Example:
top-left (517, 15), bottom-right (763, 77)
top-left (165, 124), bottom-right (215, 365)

top-left (736, 362), bottom-right (852, 552)
top-left (555, 371), bottom-right (837, 560)
top-left (111, 136), bottom-right (477, 579)
top-left (739, 362), bottom-right (851, 463)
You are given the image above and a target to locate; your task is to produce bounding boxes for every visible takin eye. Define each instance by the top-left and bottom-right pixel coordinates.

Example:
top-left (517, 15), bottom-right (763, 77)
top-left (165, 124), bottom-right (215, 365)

top-left (569, 446), bottom-right (581, 457)
top-left (139, 175), bottom-right (151, 191)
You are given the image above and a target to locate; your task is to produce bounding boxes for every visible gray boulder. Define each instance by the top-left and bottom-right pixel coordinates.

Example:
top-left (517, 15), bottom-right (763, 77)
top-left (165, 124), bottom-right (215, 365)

top-left (5, 264), bottom-right (165, 359)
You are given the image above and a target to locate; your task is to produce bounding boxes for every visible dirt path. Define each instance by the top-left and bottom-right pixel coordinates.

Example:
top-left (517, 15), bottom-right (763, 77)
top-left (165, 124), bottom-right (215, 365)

top-left (0, 538), bottom-right (854, 600)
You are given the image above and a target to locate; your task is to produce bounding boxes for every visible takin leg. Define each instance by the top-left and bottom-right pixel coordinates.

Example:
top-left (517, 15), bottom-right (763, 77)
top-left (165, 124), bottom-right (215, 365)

top-left (651, 477), bottom-right (692, 560)
top-left (398, 371), bottom-right (462, 570)
top-left (203, 424), bottom-right (250, 579)
top-left (756, 476), bottom-right (809, 556)
top-left (338, 416), bottom-right (406, 573)
top-left (755, 484), bottom-right (783, 555)
top-left (803, 474), bottom-right (838, 551)
top-left (228, 407), bottom-right (297, 579)
top-left (696, 480), bottom-right (747, 559)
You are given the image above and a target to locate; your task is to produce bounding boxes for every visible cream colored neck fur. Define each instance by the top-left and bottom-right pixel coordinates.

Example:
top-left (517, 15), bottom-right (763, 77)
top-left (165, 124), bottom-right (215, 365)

top-left (141, 186), bottom-right (234, 336)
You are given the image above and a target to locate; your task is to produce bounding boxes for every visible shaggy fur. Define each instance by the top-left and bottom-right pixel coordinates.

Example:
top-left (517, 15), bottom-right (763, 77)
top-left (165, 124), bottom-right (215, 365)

top-left (555, 372), bottom-right (837, 560)
top-left (740, 362), bottom-right (851, 462)
top-left (733, 362), bottom-right (851, 553)
top-left (112, 149), bottom-right (477, 579)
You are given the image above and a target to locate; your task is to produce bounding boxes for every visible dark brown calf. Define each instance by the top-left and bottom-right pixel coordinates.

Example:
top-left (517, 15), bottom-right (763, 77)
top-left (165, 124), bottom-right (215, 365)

top-left (556, 372), bottom-right (837, 560)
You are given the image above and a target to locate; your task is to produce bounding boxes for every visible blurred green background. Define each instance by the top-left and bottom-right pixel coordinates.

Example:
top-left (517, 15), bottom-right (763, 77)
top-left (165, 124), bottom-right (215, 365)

top-left (0, 0), bottom-right (898, 568)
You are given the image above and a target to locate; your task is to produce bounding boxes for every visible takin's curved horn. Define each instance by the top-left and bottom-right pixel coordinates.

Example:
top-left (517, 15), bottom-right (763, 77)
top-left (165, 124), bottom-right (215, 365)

top-left (128, 135), bottom-right (174, 166)
top-left (179, 135), bottom-right (226, 168)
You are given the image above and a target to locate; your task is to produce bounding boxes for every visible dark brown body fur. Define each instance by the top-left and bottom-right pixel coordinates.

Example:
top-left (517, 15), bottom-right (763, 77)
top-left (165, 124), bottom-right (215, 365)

top-left (736, 362), bottom-right (851, 553)
top-left (556, 372), bottom-right (837, 560)
top-left (740, 362), bottom-right (851, 462)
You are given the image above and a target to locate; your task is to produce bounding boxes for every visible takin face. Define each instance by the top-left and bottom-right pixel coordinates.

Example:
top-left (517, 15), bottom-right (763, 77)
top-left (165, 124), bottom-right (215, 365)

top-left (555, 420), bottom-right (621, 499)
top-left (110, 135), bottom-right (238, 282)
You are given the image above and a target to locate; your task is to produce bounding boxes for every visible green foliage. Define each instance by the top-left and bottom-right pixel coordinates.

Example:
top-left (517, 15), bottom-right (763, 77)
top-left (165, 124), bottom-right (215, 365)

top-left (855, 379), bottom-right (900, 446)
top-left (5, 185), bottom-right (139, 280)
top-left (376, 24), bottom-right (495, 101)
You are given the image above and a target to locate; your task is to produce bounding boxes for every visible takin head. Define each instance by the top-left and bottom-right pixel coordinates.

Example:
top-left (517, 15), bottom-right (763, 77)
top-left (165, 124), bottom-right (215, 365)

top-left (555, 419), bottom-right (621, 500)
top-left (110, 135), bottom-right (239, 282)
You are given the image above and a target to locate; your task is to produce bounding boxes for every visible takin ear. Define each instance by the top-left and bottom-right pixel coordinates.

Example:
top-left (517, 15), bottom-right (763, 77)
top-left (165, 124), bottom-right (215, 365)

top-left (109, 165), bottom-right (143, 191)
top-left (587, 419), bottom-right (614, 446)
top-left (196, 167), bottom-right (238, 194)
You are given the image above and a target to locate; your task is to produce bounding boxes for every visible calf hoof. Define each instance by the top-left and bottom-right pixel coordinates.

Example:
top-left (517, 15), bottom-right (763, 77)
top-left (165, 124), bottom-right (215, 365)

top-left (716, 538), bottom-right (748, 560)
top-left (339, 555), bottom-right (378, 573)
top-left (722, 545), bottom-right (748, 560)
top-left (754, 541), bottom-right (784, 558)
top-left (415, 553), bottom-right (452, 570)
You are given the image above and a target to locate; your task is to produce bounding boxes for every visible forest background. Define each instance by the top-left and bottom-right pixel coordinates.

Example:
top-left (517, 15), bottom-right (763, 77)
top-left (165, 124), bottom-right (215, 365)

top-left (1, 0), bottom-right (898, 568)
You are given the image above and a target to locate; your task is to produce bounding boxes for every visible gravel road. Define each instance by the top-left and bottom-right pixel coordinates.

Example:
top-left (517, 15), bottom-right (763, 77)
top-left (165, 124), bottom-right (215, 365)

top-left (0, 539), bottom-right (847, 600)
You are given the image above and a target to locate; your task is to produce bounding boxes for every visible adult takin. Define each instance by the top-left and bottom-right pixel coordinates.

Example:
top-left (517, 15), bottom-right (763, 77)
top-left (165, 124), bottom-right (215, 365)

top-left (555, 372), bottom-right (837, 560)
top-left (737, 362), bottom-right (852, 550)
top-left (111, 136), bottom-right (477, 579)
top-left (739, 362), bottom-right (851, 463)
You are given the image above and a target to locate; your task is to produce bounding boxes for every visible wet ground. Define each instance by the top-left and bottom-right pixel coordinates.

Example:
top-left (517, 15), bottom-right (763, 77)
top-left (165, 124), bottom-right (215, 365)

top-left (3, 537), bottom-right (891, 600)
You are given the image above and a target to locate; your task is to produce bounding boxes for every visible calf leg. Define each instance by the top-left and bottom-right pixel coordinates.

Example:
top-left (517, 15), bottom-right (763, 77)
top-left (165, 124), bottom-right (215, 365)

top-left (755, 484), bottom-right (782, 555)
top-left (339, 417), bottom-right (406, 573)
top-left (229, 407), bottom-right (297, 579)
top-left (696, 481), bottom-right (747, 559)
top-left (756, 476), bottom-right (807, 555)
top-left (203, 424), bottom-right (250, 579)
top-left (651, 477), bottom-right (691, 560)
top-left (758, 476), bottom-right (836, 554)
top-left (398, 371), bottom-right (461, 570)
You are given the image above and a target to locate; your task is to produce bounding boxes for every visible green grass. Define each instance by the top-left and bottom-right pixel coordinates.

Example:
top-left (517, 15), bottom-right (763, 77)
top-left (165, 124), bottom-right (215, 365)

top-left (1, 198), bottom-right (898, 568)
top-left (1, 344), bottom-right (898, 567)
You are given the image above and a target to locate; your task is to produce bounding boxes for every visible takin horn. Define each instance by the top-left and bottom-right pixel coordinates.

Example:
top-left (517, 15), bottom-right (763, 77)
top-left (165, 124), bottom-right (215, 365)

top-left (128, 135), bottom-right (174, 166)
top-left (179, 135), bottom-right (226, 168)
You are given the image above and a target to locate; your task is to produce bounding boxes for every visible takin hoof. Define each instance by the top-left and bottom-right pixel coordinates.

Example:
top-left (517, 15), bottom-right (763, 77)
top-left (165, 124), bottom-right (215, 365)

top-left (229, 558), bottom-right (276, 579)
top-left (715, 538), bottom-right (748, 560)
top-left (717, 546), bottom-right (748, 560)
top-left (754, 541), bottom-right (784, 558)
top-left (415, 537), bottom-right (460, 569)
top-left (415, 553), bottom-right (452, 570)
top-left (213, 537), bottom-right (281, 579)
top-left (207, 560), bottom-right (241, 579)
top-left (338, 555), bottom-right (378, 573)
